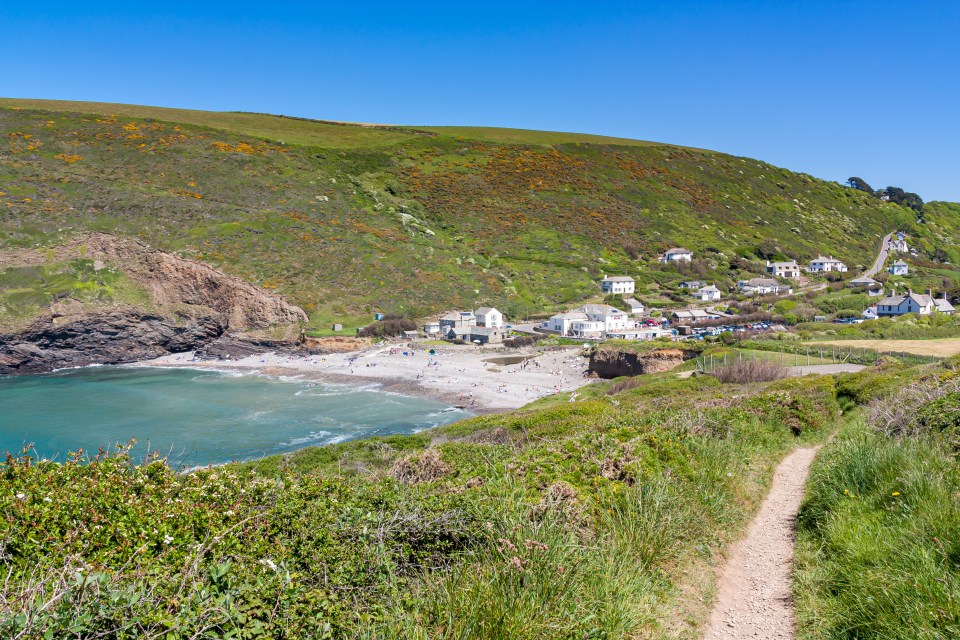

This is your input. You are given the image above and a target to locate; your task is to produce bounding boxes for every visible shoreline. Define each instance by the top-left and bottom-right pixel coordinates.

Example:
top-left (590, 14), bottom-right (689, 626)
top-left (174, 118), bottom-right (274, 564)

top-left (134, 343), bottom-right (596, 414)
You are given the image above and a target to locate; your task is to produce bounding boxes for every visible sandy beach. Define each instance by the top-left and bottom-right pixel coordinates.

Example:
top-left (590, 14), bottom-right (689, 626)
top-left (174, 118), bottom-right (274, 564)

top-left (137, 343), bottom-right (596, 413)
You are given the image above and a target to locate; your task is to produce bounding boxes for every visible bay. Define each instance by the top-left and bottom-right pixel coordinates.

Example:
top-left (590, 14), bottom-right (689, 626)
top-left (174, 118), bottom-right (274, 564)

top-left (0, 366), bottom-right (469, 466)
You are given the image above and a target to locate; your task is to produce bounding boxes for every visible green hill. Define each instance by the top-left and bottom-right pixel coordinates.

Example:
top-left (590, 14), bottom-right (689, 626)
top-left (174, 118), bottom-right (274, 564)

top-left (0, 98), bottom-right (949, 330)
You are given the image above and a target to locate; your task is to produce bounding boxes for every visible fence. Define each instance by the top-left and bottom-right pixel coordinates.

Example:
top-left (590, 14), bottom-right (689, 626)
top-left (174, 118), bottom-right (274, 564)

top-left (694, 345), bottom-right (940, 372)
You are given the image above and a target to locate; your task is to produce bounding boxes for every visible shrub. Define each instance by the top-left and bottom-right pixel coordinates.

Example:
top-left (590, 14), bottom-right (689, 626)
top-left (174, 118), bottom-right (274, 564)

top-left (712, 359), bottom-right (788, 384)
top-left (358, 315), bottom-right (416, 337)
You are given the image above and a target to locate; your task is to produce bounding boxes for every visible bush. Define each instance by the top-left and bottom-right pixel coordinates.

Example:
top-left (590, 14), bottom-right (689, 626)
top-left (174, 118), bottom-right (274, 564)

top-left (357, 315), bottom-right (416, 337)
top-left (712, 359), bottom-right (788, 384)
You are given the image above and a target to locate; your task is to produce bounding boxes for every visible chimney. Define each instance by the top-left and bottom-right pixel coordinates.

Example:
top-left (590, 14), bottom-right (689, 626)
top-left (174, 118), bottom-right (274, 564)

top-left (927, 288), bottom-right (933, 297)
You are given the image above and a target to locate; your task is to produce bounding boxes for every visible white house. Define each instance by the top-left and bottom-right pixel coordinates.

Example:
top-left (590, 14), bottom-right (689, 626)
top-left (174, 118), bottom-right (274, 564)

top-left (474, 307), bottom-right (504, 328)
top-left (576, 304), bottom-right (632, 332)
top-left (606, 327), bottom-right (670, 341)
top-left (876, 289), bottom-right (935, 317)
top-left (935, 294), bottom-right (955, 315)
top-left (890, 238), bottom-right (909, 253)
top-left (600, 275), bottom-right (636, 295)
top-left (808, 256), bottom-right (848, 273)
top-left (766, 261), bottom-right (801, 279)
top-left (544, 312), bottom-right (588, 335)
top-left (439, 311), bottom-right (476, 330)
top-left (659, 248), bottom-right (693, 263)
top-left (862, 307), bottom-right (879, 320)
top-left (889, 259), bottom-right (909, 276)
top-left (423, 321), bottom-right (441, 335)
top-left (569, 318), bottom-right (605, 339)
top-left (696, 285), bottom-right (722, 302)
top-left (622, 297), bottom-right (645, 316)
top-left (738, 278), bottom-right (792, 295)
top-left (679, 280), bottom-right (705, 290)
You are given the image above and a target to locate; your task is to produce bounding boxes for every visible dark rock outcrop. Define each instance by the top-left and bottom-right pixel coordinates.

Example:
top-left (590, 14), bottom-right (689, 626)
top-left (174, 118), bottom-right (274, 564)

top-left (0, 309), bottom-right (226, 375)
top-left (589, 348), bottom-right (687, 379)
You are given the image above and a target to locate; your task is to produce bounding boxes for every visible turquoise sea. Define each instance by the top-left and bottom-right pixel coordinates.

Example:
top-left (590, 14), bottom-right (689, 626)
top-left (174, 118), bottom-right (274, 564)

top-left (0, 366), bottom-right (469, 466)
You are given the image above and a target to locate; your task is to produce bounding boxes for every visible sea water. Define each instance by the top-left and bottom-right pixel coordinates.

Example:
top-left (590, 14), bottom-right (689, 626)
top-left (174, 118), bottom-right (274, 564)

top-left (0, 366), bottom-right (470, 466)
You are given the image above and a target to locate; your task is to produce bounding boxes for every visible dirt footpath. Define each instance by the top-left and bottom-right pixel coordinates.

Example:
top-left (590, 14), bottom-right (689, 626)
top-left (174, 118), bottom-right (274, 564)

top-left (703, 447), bottom-right (819, 640)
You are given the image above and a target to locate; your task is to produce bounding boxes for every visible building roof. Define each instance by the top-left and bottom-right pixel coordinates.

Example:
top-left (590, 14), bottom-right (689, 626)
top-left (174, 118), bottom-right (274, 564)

top-left (741, 278), bottom-right (781, 287)
top-left (440, 312), bottom-right (462, 321)
top-left (576, 304), bottom-right (624, 315)
top-left (812, 255), bottom-right (843, 262)
top-left (665, 247), bottom-right (692, 254)
top-left (936, 298), bottom-right (956, 312)
top-left (551, 312), bottom-right (589, 320)
top-left (768, 261), bottom-right (799, 268)
top-left (849, 276), bottom-right (879, 285)
top-left (698, 285), bottom-right (721, 293)
top-left (680, 280), bottom-right (705, 287)
top-left (474, 307), bottom-right (499, 315)
top-left (878, 292), bottom-right (933, 308)
top-left (601, 275), bottom-right (635, 282)
top-left (892, 259), bottom-right (908, 266)
top-left (622, 297), bottom-right (644, 308)
top-left (674, 309), bottom-right (714, 319)
top-left (469, 327), bottom-right (501, 336)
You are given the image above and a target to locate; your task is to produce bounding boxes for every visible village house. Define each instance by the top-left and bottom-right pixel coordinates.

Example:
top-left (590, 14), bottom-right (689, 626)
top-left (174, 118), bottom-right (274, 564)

top-left (935, 294), bottom-right (955, 315)
top-left (738, 278), bottom-right (792, 296)
top-left (671, 308), bottom-right (719, 322)
top-left (808, 256), bottom-right (848, 273)
top-left (402, 330), bottom-right (419, 341)
top-left (466, 326), bottom-right (504, 345)
top-left (889, 259), bottom-right (909, 276)
top-left (423, 321), bottom-right (441, 335)
top-left (444, 326), bottom-right (473, 342)
top-left (577, 304), bottom-right (632, 332)
top-left (861, 307), bottom-right (879, 320)
top-left (659, 248), bottom-right (693, 263)
top-left (622, 297), bottom-right (645, 316)
top-left (543, 304), bottom-right (631, 337)
top-left (876, 289), bottom-right (935, 317)
top-left (890, 238), bottom-right (909, 253)
top-left (474, 307), bottom-right (504, 328)
top-left (600, 275), bottom-right (636, 295)
top-left (606, 326), bottom-right (671, 341)
top-left (544, 311), bottom-right (589, 335)
top-left (766, 260), bottom-right (801, 279)
top-left (695, 285), bottom-right (722, 302)
top-left (439, 311), bottom-right (477, 330)
top-left (678, 280), bottom-right (705, 289)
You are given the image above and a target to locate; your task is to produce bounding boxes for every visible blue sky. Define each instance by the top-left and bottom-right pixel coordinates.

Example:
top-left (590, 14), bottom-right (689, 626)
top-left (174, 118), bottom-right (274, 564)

top-left (2, 1), bottom-right (958, 200)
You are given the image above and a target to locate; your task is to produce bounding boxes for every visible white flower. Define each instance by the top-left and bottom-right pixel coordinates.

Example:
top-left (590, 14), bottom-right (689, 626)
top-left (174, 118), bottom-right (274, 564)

top-left (163, 534), bottom-right (174, 544)
top-left (15, 493), bottom-right (25, 500)
top-left (44, 496), bottom-right (52, 502)
top-left (260, 558), bottom-right (277, 571)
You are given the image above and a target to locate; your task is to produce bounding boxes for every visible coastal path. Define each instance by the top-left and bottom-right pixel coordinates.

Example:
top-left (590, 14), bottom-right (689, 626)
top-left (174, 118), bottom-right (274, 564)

top-left (702, 446), bottom-right (819, 640)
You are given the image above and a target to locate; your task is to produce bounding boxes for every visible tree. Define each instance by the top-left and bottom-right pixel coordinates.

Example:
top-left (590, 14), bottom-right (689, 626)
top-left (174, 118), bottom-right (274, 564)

top-left (847, 177), bottom-right (874, 194)
top-left (882, 186), bottom-right (924, 212)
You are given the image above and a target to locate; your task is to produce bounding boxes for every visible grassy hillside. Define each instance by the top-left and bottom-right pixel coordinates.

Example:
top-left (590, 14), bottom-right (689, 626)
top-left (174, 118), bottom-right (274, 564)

top-left (0, 98), bottom-right (944, 329)
top-left (1, 370), bottom-right (838, 638)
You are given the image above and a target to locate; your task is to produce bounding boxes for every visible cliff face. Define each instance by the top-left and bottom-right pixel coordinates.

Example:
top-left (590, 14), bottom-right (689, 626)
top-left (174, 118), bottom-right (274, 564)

top-left (589, 348), bottom-right (686, 379)
top-left (0, 308), bottom-right (226, 375)
top-left (0, 234), bottom-right (309, 374)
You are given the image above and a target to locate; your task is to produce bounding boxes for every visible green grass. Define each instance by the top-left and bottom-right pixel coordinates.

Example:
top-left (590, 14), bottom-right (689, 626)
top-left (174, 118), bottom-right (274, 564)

top-left (0, 98), bottom-right (943, 331)
top-left (2, 371), bottom-right (839, 638)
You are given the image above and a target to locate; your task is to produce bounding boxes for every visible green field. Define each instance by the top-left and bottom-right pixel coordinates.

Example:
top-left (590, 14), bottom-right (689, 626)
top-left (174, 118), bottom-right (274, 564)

top-left (0, 98), bottom-right (943, 330)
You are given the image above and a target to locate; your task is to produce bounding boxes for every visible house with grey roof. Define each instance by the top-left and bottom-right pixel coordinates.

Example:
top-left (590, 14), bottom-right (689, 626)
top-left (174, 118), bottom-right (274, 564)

top-left (659, 248), bottom-right (693, 263)
top-left (600, 275), bottom-right (636, 295)
top-left (695, 285), bottom-right (722, 302)
top-left (876, 289), bottom-right (934, 317)
top-left (889, 259), bottom-right (909, 276)
top-left (766, 260), bottom-right (801, 279)
top-left (738, 278), bottom-right (792, 295)
top-left (474, 307), bottom-right (503, 328)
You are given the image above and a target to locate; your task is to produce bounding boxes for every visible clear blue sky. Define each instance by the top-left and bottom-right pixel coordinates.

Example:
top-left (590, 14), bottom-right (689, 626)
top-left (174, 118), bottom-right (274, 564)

top-left (2, 1), bottom-right (958, 201)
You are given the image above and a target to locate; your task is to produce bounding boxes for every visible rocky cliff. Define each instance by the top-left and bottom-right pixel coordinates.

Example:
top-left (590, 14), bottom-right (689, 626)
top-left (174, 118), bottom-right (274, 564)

top-left (0, 234), bottom-right (309, 374)
top-left (589, 348), bottom-right (688, 379)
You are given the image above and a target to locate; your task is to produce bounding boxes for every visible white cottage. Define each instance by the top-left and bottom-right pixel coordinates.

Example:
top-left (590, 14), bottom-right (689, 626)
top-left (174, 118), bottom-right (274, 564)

top-left (695, 285), bottom-right (722, 302)
top-left (766, 261), bottom-right (801, 279)
top-left (600, 275), bottom-right (636, 295)
top-left (808, 256), bottom-right (848, 273)
top-left (876, 290), bottom-right (934, 317)
top-left (659, 248), bottom-right (693, 263)
top-left (889, 260), bottom-right (909, 276)
top-left (474, 307), bottom-right (504, 328)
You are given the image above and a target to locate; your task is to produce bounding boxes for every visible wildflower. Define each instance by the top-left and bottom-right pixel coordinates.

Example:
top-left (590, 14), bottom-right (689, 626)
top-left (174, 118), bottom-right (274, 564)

top-left (843, 489), bottom-right (849, 494)
top-left (15, 493), bottom-right (25, 500)
top-left (260, 558), bottom-right (278, 571)
top-left (891, 491), bottom-right (901, 497)
top-left (163, 534), bottom-right (174, 544)
top-left (44, 496), bottom-right (52, 503)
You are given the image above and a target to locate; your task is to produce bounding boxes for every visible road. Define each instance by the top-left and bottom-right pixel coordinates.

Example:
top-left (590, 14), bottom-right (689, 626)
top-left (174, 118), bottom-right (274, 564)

top-left (863, 232), bottom-right (895, 278)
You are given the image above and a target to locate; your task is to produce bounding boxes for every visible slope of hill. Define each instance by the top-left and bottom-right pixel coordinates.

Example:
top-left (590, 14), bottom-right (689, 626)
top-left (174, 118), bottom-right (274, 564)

top-left (0, 98), bottom-right (946, 333)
